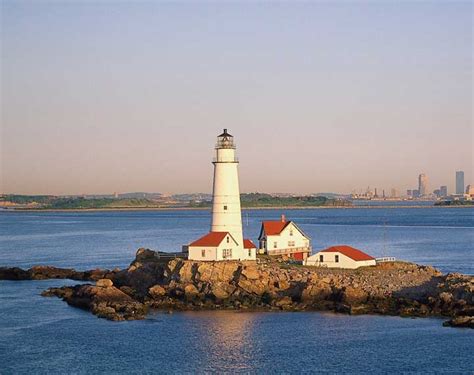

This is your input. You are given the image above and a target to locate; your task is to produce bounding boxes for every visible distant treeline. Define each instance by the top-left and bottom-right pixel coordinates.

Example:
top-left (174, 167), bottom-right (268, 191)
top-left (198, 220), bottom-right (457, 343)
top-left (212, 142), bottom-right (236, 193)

top-left (1, 195), bottom-right (160, 209)
top-left (190, 193), bottom-right (352, 208)
top-left (2, 193), bottom-right (352, 209)
top-left (47, 198), bottom-right (158, 209)
top-left (434, 200), bottom-right (473, 206)
top-left (2, 195), bottom-right (54, 205)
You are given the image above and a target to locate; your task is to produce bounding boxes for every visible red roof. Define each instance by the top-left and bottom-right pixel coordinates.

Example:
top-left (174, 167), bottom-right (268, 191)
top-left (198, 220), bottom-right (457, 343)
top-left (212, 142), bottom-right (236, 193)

top-left (261, 221), bottom-right (289, 235)
top-left (189, 232), bottom-right (230, 247)
top-left (321, 246), bottom-right (374, 261)
top-left (243, 239), bottom-right (257, 249)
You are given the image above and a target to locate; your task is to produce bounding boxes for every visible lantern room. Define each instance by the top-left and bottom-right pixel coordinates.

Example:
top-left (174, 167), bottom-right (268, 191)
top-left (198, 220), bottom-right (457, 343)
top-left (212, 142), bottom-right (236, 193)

top-left (216, 129), bottom-right (235, 149)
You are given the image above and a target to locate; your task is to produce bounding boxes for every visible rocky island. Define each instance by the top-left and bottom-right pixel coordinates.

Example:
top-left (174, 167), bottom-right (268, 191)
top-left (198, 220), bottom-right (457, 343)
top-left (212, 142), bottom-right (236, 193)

top-left (1, 248), bottom-right (472, 328)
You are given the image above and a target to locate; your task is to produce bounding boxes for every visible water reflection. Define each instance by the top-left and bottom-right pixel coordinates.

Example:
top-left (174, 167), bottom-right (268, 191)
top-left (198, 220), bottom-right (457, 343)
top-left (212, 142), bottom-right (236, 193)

top-left (182, 311), bottom-right (258, 372)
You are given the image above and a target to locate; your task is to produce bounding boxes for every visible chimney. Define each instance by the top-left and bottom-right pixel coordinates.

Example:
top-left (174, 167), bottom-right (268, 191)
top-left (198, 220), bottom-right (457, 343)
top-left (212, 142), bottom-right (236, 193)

top-left (281, 214), bottom-right (286, 222)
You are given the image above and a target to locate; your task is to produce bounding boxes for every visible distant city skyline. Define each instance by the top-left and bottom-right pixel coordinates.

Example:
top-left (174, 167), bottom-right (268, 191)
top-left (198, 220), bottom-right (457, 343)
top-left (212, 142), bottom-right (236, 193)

top-left (1, 2), bottom-right (472, 195)
top-left (2, 167), bottom-right (470, 198)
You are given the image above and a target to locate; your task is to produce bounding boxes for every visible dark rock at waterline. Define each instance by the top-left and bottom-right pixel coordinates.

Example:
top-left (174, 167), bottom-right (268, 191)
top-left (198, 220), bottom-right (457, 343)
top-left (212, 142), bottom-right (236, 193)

top-left (443, 316), bottom-right (474, 328)
top-left (0, 267), bottom-right (30, 280)
top-left (0, 265), bottom-right (117, 281)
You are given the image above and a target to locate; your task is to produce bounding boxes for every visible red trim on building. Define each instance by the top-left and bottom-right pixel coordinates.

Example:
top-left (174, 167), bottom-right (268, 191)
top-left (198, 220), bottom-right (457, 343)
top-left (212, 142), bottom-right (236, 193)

top-left (243, 239), bottom-right (257, 249)
top-left (261, 221), bottom-right (290, 236)
top-left (320, 246), bottom-right (374, 261)
top-left (189, 232), bottom-right (229, 247)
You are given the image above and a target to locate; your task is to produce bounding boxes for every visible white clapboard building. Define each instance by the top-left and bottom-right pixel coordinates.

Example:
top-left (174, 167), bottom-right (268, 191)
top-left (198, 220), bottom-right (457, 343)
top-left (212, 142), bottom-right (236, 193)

top-left (305, 245), bottom-right (376, 269)
top-left (258, 215), bottom-right (311, 261)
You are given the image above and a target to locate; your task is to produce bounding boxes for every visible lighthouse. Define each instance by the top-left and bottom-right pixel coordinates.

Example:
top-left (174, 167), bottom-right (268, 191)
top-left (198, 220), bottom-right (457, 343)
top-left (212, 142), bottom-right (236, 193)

top-left (211, 129), bottom-right (243, 247)
top-left (184, 129), bottom-right (257, 261)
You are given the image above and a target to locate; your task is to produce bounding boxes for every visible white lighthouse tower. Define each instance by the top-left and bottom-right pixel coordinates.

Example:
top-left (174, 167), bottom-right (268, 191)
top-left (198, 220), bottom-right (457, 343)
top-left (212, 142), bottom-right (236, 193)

top-left (211, 129), bottom-right (243, 247)
top-left (184, 129), bottom-right (257, 261)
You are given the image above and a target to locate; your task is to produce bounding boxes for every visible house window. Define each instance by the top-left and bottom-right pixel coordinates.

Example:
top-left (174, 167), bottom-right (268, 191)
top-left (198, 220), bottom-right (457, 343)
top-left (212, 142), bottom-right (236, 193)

top-left (248, 249), bottom-right (252, 256)
top-left (273, 242), bottom-right (277, 248)
top-left (335, 255), bottom-right (339, 263)
top-left (226, 236), bottom-right (230, 243)
top-left (319, 255), bottom-right (324, 262)
top-left (288, 241), bottom-right (295, 247)
top-left (201, 249), bottom-right (206, 257)
top-left (290, 229), bottom-right (293, 236)
top-left (223, 205), bottom-right (228, 210)
top-left (223, 249), bottom-right (232, 259)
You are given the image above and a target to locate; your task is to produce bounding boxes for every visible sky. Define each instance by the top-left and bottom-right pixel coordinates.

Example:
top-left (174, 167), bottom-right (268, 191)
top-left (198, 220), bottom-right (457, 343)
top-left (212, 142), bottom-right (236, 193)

top-left (1, 1), bottom-right (472, 195)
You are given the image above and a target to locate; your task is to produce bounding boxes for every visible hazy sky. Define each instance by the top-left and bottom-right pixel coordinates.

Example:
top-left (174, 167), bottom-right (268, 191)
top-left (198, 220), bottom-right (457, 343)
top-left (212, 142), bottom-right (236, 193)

top-left (1, 1), bottom-right (472, 195)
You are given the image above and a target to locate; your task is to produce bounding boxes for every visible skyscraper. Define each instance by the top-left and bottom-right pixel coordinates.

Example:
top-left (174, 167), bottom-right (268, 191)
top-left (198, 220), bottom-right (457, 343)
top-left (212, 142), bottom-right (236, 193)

top-left (390, 188), bottom-right (399, 198)
top-left (440, 186), bottom-right (448, 197)
top-left (456, 171), bottom-right (464, 195)
top-left (418, 173), bottom-right (429, 197)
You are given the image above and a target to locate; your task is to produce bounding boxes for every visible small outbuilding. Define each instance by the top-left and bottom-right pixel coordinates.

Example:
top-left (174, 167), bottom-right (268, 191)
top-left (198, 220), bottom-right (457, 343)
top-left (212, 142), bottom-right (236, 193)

top-left (258, 215), bottom-right (311, 261)
top-left (305, 245), bottom-right (376, 269)
top-left (184, 232), bottom-right (256, 261)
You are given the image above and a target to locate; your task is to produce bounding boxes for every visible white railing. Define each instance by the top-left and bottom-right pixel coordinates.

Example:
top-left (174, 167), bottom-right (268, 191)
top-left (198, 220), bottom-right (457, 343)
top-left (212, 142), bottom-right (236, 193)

top-left (376, 257), bottom-right (396, 263)
top-left (266, 247), bottom-right (311, 256)
top-left (212, 157), bottom-right (239, 163)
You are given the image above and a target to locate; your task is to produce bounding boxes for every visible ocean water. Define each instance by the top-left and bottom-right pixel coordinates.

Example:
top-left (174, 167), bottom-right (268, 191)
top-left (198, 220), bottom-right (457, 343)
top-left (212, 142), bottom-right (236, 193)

top-left (0, 208), bottom-right (473, 374)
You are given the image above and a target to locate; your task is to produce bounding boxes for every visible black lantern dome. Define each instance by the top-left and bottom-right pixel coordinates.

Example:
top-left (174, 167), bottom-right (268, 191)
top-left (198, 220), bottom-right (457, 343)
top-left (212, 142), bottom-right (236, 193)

top-left (216, 129), bottom-right (235, 149)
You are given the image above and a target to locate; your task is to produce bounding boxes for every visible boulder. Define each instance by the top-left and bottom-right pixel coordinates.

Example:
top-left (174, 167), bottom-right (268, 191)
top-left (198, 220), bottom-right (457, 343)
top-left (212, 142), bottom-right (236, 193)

top-left (211, 282), bottom-right (236, 300)
top-left (96, 279), bottom-right (113, 288)
top-left (301, 282), bottom-right (333, 302)
top-left (275, 296), bottom-right (292, 307)
top-left (241, 265), bottom-right (260, 280)
top-left (148, 285), bottom-right (166, 298)
top-left (439, 292), bottom-right (453, 304)
top-left (197, 262), bottom-right (239, 283)
top-left (443, 316), bottom-right (474, 329)
top-left (238, 278), bottom-right (267, 295)
top-left (184, 283), bottom-right (199, 298)
top-left (342, 286), bottom-right (368, 304)
top-left (178, 262), bottom-right (196, 283)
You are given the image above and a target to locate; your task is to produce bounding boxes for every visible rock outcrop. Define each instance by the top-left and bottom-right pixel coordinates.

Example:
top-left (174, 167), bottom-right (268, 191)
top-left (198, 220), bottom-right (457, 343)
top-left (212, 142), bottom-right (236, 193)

top-left (4, 248), bottom-right (473, 327)
top-left (0, 265), bottom-right (117, 281)
top-left (42, 283), bottom-right (147, 321)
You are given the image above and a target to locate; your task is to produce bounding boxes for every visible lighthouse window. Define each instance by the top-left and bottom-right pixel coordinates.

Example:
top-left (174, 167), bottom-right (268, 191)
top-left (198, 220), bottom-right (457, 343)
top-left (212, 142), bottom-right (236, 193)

top-left (223, 205), bottom-right (228, 210)
top-left (201, 249), bottom-right (206, 257)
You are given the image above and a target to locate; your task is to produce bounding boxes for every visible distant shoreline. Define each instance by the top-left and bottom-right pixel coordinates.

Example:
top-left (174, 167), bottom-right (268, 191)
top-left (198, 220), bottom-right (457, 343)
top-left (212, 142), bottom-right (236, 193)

top-left (1, 204), bottom-right (472, 213)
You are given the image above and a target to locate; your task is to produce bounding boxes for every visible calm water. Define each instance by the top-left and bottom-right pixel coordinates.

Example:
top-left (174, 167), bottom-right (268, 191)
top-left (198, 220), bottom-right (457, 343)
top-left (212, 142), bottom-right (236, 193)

top-left (0, 208), bottom-right (473, 373)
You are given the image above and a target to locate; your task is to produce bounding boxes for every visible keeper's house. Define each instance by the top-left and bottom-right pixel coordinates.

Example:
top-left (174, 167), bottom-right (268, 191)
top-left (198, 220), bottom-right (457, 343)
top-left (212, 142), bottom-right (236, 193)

top-left (185, 232), bottom-right (257, 261)
top-left (258, 215), bottom-right (311, 261)
top-left (305, 245), bottom-right (376, 269)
